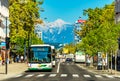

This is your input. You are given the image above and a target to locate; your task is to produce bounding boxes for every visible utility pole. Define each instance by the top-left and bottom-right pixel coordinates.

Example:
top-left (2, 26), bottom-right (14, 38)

top-left (5, 17), bottom-right (8, 74)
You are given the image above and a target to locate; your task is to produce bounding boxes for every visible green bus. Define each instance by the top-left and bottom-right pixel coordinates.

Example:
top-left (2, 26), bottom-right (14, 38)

top-left (28, 44), bottom-right (53, 71)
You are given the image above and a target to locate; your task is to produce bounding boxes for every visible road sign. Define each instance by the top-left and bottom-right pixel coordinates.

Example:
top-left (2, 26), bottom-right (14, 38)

top-left (77, 20), bottom-right (86, 23)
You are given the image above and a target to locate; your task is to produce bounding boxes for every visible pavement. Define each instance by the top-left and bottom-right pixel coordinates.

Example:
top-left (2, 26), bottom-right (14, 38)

top-left (0, 63), bottom-right (28, 81)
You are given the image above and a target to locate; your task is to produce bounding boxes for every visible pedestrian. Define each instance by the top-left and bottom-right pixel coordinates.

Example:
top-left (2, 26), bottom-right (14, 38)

top-left (16, 55), bottom-right (19, 63)
top-left (20, 55), bottom-right (24, 63)
top-left (0, 55), bottom-right (2, 66)
top-left (103, 59), bottom-right (106, 70)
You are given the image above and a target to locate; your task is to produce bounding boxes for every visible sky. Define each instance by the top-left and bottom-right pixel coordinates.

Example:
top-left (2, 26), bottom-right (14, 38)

top-left (40, 0), bottom-right (114, 24)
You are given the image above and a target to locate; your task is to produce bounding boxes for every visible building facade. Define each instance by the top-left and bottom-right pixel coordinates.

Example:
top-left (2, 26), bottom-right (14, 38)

top-left (0, 0), bottom-right (9, 42)
top-left (35, 25), bottom-right (43, 40)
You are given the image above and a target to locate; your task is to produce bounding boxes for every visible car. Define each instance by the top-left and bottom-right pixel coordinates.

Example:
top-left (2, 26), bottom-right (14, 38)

top-left (65, 58), bottom-right (73, 63)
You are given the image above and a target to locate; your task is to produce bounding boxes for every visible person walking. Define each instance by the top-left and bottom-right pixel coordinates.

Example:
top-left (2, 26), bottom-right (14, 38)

top-left (0, 55), bottom-right (2, 66)
top-left (20, 55), bottom-right (24, 63)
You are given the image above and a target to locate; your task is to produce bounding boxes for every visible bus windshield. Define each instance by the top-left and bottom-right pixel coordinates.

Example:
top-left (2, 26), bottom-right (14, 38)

top-left (29, 46), bottom-right (51, 63)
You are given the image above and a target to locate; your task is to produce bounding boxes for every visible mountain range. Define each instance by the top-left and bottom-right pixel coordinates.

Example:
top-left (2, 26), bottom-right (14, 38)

top-left (35, 19), bottom-right (74, 46)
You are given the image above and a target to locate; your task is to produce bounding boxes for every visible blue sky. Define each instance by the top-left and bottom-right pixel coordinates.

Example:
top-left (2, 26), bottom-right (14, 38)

top-left (40, 0), bottom-right (114, 24)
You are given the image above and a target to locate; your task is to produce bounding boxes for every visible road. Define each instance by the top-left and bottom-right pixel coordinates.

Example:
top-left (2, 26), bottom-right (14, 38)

top-left (2, 62), bottom-right (120, 81)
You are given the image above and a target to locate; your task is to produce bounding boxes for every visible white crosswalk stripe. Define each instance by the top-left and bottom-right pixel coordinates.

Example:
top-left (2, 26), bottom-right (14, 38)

top-left (114, 75), bottom-right (120, 78)
top-left (105, 75), bottom-right (114, 78)
top-left (95, 75), bottom-right (102, 78)
top-left (13, 73), bottom-right (120, 79)
top-left (83, 74), bottom-right (91, 78)
top-left (49, 74), bottom-right (57, 77)
top-left (25, 74), bottom-right (34, 78)
top-left (61, 74), bottom-right (67, 77)
top-left (36, 74), bottom-right (45, 77)
top-left (72, 74), bottom-right (79, 78)
top-left (15, 74), bottom-right (23, 78)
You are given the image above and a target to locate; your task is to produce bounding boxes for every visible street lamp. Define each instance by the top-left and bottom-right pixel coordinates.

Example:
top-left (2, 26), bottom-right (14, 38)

top-left (5, 17), bottom-right (8, 74)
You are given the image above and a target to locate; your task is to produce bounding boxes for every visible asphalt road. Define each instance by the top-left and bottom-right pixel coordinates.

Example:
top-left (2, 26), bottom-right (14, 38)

top-left (2, 62), bottom-right (120, 81)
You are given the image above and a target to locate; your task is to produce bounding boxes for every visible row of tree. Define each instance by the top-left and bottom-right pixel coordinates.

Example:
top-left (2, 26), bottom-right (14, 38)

top-left (76, 2), bottom-right (120, 57)
top-left (9, 0), bottom-right (44, 55)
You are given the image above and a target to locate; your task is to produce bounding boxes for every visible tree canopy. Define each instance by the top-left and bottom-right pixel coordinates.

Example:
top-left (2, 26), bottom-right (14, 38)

top-left (77, 3), bottom-right (120, 56)
top-left (9, 0), bottom-right (44, 55)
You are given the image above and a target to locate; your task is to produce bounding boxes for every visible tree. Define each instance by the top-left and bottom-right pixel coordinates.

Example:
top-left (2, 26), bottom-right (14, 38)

top-left (9, 0), bottom-right (44, 54)
top-left (77, 3), bottom-right (119, 56)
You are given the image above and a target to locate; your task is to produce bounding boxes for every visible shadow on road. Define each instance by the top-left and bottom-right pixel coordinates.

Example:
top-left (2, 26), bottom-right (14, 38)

top-left (25, 70), bottom-right (52, 73)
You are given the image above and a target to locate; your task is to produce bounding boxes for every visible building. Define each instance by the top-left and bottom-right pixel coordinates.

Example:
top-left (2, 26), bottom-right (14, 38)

top-left (74, 21), bottom-right (81, 44)
top-left (0, 0), bottom-right (9, 42)
top-left (35, 24), bottom-right (43, 40)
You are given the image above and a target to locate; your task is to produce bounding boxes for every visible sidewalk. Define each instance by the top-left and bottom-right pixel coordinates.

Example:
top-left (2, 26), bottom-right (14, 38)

top-left (0, 63), bottom-right (28, 81)
top-left (76, 64), bottom-right (120, 76)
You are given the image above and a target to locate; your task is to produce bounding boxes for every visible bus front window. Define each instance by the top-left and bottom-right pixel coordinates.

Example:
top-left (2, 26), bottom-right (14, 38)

top-left (29, 47), bottom-right (51, 63)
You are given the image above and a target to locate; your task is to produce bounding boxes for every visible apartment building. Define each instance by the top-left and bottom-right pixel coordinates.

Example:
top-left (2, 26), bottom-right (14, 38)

top-left (0, 0), bottom-right (9, 42)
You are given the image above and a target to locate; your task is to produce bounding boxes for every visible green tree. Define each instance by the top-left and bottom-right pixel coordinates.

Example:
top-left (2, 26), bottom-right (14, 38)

top-left (9, 0), bottom-right (44, 55)
top-left (77, 3), bottom-right (120, 56)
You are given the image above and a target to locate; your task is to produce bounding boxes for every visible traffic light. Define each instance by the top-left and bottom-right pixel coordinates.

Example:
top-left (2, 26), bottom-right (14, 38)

top-left (6, 37), bottom-right (10, 49)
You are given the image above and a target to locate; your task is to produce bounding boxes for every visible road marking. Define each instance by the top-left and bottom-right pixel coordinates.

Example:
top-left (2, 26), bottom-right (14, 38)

top-left (95, 75), bottom-right (102, 78)
top-left (72, 74), bottom-right (79, 78)
top-left (25, 74), bottom-right (34, 78)
top-left (15, 74), bottom-right (23, 78)
top-left (49, 74), bottom-right (57, 77)
top-left (57, 62), bottom-right (60, 73)
top-left (114, 75), bottom-right (120, 78)
top-left (83, 74), bottom-right (91, 78)
top-left (66, 63), bottom-right (70, 65)
top-left (61, 74), bottom-right (67, 77)
top-left (36, 74), bottom-right (45, 77)
top-left (105, 75), bottom-right (114, 78)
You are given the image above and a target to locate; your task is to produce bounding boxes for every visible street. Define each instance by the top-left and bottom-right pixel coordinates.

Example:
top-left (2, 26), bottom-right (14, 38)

top-left (1, 62), bottom-right (120, 81)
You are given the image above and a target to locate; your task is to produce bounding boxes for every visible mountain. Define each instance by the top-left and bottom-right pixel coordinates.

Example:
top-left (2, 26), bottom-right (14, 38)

top-left (35, 19), bottom-right (74, 45)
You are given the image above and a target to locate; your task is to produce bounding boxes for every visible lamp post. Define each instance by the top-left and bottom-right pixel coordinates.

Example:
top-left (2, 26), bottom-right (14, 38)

top-left (5, 17), bottom-right (8, 74)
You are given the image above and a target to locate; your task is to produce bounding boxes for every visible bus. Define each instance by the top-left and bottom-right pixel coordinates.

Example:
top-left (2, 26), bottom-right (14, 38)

top-left (28, 44), bottom-right (53, 71)
top-left (75, 51), bottom-right (85, 63)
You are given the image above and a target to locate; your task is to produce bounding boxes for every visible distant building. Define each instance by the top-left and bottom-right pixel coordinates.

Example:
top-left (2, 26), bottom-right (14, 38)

top-left (34, 25), bottom-right (43, 40)
top-left (115, 0), bottom-right (120, 23)
top-left (37, 31), bottom-right (42, 40)
top-left (0, 0), bottom-right (9, 42)
top-left (74, 21), bottom-right (81, 44)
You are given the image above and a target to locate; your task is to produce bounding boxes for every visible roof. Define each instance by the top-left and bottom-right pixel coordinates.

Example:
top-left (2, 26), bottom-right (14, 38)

top-left (30, 44), bottom-right (51, 47)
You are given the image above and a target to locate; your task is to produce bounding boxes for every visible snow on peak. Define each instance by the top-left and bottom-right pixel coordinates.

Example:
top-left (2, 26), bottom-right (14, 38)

top-left (49, 19), bottom-right (69, 28)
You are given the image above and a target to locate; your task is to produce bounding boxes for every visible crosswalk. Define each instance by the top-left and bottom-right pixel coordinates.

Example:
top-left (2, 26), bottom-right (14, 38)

top-left (13, 73), bottom-right (120, 79)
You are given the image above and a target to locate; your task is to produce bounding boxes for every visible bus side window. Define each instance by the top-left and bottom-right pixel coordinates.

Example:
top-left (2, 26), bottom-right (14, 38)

top-left (29, 49), bottom-right (34, 61)
top-left (48, 47), bottom-right (51, 53)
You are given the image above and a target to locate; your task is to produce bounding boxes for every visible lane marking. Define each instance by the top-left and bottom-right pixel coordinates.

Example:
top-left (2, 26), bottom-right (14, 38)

top-left (95, 75), bottom-right (102, 78)
top-left (105, 75), bottom-right (114, 78)
top-left (36, 74), bottom-right (45, 77)
top-left (49, 74), bottom-right (57, 77)
top-left (72, 74), bottom-right (79, 78)
top-left (61, 74), bottom-right (67, 77)
top-left (83, 74), bottom-right (91, 78)
top-left (57, 62), bottom-right (60, 73)
top-left (25, 74), bottom-right (34, 78)
top-left (15, 74), bottom-right (23, 78)
top-left (114, 75), bottom-right (120, 78)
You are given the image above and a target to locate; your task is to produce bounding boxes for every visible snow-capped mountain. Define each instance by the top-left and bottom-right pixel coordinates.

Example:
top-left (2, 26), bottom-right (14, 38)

top-left (35, 19), bottom-right (74, 44)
